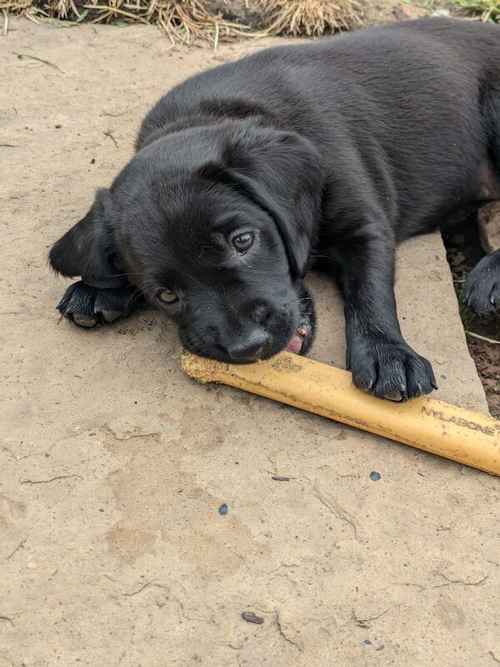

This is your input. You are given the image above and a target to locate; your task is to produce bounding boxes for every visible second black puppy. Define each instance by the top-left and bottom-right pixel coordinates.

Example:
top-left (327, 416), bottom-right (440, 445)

top-left (50, 18), bottom-right (500, 401)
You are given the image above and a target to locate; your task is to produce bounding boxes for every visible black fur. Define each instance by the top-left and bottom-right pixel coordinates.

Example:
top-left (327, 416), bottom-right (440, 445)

top-left (50, 18), bottom-right (500, 400)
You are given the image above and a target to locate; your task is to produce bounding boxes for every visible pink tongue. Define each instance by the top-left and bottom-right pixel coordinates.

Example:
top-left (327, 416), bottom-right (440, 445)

top-left (286, 334), bottom-right (303, 354)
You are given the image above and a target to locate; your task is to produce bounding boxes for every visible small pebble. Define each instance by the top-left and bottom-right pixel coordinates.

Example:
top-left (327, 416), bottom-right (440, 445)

top-left (271, 475), bottom-right (290, 482)
top-left (369, 471), bottom-right (381, 481)
top-left (218, 503), bottom-right (228, 515)
top-left (362, 639), bottom-right (372, 645)
top-left (241, 611), bottom-right (264, 625)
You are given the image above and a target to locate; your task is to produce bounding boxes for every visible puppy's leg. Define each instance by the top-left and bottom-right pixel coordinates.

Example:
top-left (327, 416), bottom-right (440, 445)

top-left (50, 189), bottom-right (145, 328)
top-left (56, 280), bottom-right (144, 329)
top-left (463, 250), bottom-right (500, 316)
top-left (465, 91), bottom-right (500, 313)
top-left (332, 228), bottom-right (437, 401)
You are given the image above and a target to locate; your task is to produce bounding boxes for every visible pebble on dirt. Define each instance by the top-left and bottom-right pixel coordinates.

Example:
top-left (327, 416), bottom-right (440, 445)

top-left (218, 503), bottom-right (228, 515)
top-left (370, 471), bottom-right (382, 481)
top-left (241, 611), bottom-right (264, 625)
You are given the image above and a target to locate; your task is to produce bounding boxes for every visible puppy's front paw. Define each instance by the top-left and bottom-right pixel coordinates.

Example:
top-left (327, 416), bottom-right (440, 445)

top-left (463, 251), bottom-right (500, 316)
top-left (56, 281), bottom-right (142, 328)
top-left (348, 337), bottom-right (437, 401)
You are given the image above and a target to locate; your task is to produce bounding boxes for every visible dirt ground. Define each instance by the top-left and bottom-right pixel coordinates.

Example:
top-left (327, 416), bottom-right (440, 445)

top-left (1, 17), bottom-right (500, 667)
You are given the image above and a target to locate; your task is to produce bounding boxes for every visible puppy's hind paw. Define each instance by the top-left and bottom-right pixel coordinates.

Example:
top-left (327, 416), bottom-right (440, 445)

top-left (56, 280), bottom-right (143, 328)
top-left (463, 251), bottom-right (500, 317)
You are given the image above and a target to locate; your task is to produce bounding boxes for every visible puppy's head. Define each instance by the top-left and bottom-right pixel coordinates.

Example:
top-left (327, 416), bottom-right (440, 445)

top-left (53, 123), bottom-right (323, 362)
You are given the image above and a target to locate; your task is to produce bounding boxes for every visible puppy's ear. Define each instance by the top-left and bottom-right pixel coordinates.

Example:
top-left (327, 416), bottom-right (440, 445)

top-left (49, 188), bottom-right (121, 284)
top-left (205, 127), bottom-right (323, 278)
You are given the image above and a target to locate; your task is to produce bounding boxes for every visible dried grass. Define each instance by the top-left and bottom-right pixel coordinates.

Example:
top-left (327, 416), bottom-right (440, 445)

top-left (256, 0), bottom-right (362, 37)
top-left (0, 0), bottom-right (364, 44)
top-left (450, 0), bottom-right (500, 22)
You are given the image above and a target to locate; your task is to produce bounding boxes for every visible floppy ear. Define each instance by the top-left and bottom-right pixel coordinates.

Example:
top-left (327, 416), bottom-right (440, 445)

top-left (49, 188), bottom-right (124, 286)
top-left (201, 126), bottom-right (324, 278)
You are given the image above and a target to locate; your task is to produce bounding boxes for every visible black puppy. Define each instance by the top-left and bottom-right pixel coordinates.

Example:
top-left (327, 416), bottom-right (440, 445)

top-left (50, 18), bottom-right (500, 401)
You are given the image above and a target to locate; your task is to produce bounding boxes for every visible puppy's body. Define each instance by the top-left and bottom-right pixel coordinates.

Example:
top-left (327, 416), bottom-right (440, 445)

top-left (50, 18), bottom-right (500, 400)
top-left (140, 19), bottom-right (499, 236)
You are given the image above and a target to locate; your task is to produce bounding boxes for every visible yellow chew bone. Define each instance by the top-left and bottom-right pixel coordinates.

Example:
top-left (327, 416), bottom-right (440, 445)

top-left (182, 351), bottom-right (500, 476)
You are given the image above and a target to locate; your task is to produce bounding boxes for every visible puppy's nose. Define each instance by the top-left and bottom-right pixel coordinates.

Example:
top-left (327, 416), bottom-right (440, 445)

top-left (226, 330), bottom-right (269, 362)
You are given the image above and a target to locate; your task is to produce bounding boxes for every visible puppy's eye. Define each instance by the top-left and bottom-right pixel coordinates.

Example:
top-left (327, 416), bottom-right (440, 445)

top-left (157, 288), bottom-right (178, 305)
top-left (232, 231), bottom-right (254, 254)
